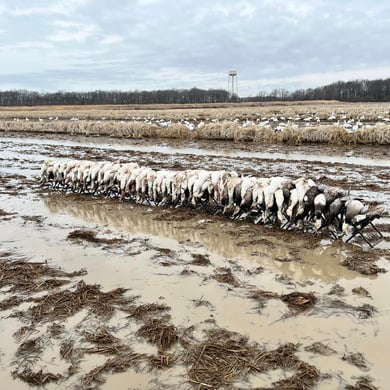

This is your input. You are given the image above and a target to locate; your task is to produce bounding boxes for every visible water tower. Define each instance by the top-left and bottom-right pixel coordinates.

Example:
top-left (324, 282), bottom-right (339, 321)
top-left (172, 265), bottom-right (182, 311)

top-left (228, 69), bottom-right (238, 97)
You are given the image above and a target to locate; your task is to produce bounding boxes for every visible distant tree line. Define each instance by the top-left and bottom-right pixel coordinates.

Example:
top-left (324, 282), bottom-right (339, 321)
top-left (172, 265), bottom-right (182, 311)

top-left (0, 78), bottom-right (389, 106)
top-left (252, 78), bottom-right (390, 102)
top-left (0, 88), bottom-right (230, 106)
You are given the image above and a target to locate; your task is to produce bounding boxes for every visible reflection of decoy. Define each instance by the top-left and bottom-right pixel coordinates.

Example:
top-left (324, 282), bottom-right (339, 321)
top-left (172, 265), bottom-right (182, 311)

top-left (343, 200), bottom-right (383, 247)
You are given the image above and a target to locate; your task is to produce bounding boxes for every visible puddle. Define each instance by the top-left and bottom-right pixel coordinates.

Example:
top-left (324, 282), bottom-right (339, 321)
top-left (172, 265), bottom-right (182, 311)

top-left (0, 132), bottom-right (389, 389)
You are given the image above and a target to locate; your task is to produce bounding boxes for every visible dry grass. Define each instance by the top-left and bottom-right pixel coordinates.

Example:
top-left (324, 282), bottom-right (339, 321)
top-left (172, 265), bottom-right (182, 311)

top-left (1, 101), bottom-right (389, 145)
top-left (0, 100), bottom-right (388, 121)
top-left (2, 118), bottom-right (389, 144)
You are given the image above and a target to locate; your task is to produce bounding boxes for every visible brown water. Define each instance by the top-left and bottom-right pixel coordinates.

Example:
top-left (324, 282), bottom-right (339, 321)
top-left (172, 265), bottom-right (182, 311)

top-left (0, 133), bottom-right (389, 389)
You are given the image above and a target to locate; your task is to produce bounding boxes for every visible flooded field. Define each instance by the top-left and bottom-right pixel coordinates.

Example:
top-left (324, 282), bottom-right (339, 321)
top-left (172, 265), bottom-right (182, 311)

top-left (0, 131), bottom-right (389, 389)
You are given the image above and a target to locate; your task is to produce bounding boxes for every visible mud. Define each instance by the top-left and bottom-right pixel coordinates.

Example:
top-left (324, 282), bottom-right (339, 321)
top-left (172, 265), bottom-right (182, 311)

top-left (0, 132), bottom-right (389, 389)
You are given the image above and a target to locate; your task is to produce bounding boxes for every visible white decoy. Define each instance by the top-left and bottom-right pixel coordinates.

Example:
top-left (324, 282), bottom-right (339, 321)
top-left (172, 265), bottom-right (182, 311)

top-left (342, 199), bottom-right (369, 235)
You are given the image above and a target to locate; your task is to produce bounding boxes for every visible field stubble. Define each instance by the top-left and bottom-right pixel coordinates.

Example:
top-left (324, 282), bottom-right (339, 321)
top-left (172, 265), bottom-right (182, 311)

top-left (0, 101), bottom-right (390, 145)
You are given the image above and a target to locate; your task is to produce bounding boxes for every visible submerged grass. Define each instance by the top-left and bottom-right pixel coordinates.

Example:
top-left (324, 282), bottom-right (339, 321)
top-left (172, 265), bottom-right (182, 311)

top-left (345, 376), bottom-right (378, 390)
top-left (67, 229), bottom-right (125, 245)
top-left (212, 267), bottom-right (240, 287)
top-left (3, 254), bottom-right (377, 389)
top-left (304, 342), bottom-right (337, 356)
top-left (183, 328), bottom-right (320, 389)
top-left (0, 255), bottom-right (86, 294)
top-left (249, 289), bottom-right (317, 313)
top-left (25, 281), bottom-right (130, 322)
top-left (12, 368), bottom-right (63, 386)
top-left (136, 318), bottom-right (178, 351)
top-left (81, 352), bottom-right (147, 388)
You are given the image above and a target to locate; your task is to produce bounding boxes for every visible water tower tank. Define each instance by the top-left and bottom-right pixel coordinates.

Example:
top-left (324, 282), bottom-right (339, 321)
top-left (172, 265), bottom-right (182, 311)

top-left (228, 69), bottom-right (238, 97)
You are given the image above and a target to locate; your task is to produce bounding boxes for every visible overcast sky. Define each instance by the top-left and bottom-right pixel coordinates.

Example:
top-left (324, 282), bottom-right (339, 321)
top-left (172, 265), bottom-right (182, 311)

top-left (0, 0), bottom-right (389, 96)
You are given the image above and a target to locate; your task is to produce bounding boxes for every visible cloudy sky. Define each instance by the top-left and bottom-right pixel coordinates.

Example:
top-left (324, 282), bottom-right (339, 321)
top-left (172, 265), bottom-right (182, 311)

top-left (0, 0), bottom-right (389, 96)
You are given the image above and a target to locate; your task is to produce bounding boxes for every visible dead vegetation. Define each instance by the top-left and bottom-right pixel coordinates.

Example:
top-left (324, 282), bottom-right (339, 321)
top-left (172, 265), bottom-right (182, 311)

top-left (190, 253), bottom-right (211, 266)
top-left (1, 101), bottom-right (389, 145)
top-left (352, 286), bottom-right (372, 298)
top-left (0, 100), bottom-right (386, 121)
top-left (0, 250), bottom-right (384, 388)
top-left (212, 267), bottom-right (240, 287)
top-left (16, 337), bottom-right (43, 359)
top-left (248, 290), bottom-right (280, 310)
top-left (12, 368), bottom-right (62, 386)
top-left (0, 254), bottom-right (86, 295)
top-left (13, 325), bottom-right (38, 342)
top-left (249, 288), bottom-right (376, 320)
top-left (25, 281), bottom-right (130, 322)
top-left (83, 326), bottom-right (119, 345)
top-left (314, 299), bottom-right (377, 319)
top-left (148, 351), bottom-right (177, 368)
top-left (328, 284), bottom-right (345, 296)
top-left (67, 229), bottom-right (125, 245)
top-left (136, 318), bottom-right (178, 350)
top-left (0, 295), bottom-right (24, 310)
top-left (47, 322), bottom-right (65, 338)
top-left (81, 352), bottom-right (147, 388)
top-left (345, 376), bottom-right (378, 390)
top-left (342, 352), bottom-right (371, 371)
top-left (124, 302), bottom-right (170, 320)
top-left (281, 292), bottom-right (318, 312)
top-left (341, 256), bottom-right (386, 275)
top-left (304, 342), bottom-right (336, 356)
top-left (1, 153), bottom-right (387, 389)
top-left (183, 328), bottom-right (320, 389)
top-left (249, 289), bottom-right (317, 313)
top-left (0, 208), bottom-right (16, 217)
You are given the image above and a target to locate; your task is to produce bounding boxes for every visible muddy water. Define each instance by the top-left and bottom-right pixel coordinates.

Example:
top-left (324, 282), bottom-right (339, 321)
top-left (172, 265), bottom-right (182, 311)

top-left (0, 132), bottom-right (389, 389)
top-left (2, 133), bottom-right (390, 166)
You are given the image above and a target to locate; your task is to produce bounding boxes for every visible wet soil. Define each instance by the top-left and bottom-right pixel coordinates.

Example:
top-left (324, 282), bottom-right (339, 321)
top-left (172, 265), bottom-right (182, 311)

top-left (0, 132), bottom-right (389, 389)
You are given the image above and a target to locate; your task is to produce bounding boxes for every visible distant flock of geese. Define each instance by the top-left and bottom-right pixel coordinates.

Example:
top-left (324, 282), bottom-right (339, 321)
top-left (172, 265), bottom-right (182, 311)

top-left (39, 159), bottom-right (383, 246)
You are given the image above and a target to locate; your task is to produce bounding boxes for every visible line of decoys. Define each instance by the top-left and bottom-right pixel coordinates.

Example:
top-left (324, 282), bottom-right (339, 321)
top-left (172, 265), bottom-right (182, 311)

top-left (39, 159), bottom-right (383, 247)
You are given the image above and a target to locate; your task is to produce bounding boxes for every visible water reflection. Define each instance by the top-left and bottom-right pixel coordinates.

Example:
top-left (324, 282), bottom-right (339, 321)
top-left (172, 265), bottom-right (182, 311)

top-left (43, 194), bottom-right (362, 283)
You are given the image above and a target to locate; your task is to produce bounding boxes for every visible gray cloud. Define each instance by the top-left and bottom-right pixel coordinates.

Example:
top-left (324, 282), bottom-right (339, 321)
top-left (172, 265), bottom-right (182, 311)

top-left (0, 0), bottom-right (389, 95)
